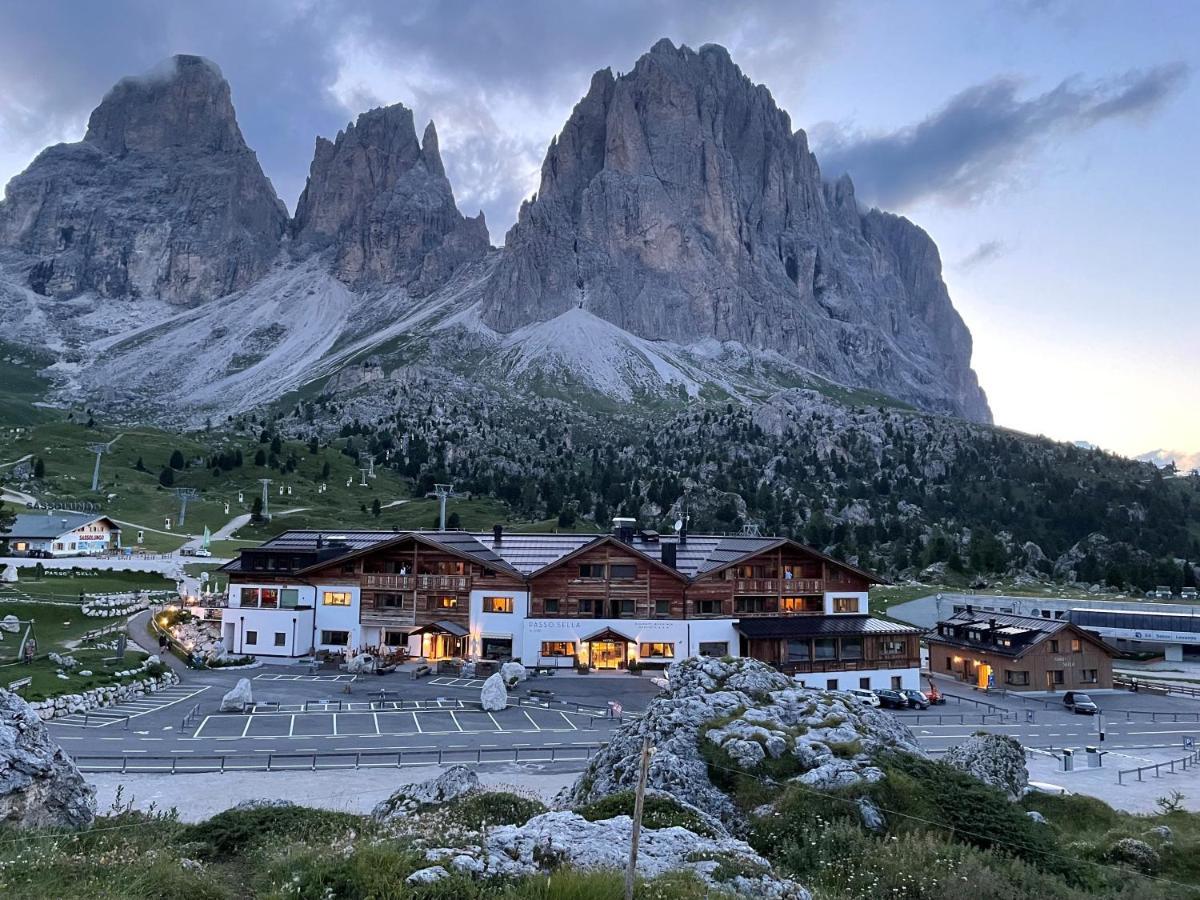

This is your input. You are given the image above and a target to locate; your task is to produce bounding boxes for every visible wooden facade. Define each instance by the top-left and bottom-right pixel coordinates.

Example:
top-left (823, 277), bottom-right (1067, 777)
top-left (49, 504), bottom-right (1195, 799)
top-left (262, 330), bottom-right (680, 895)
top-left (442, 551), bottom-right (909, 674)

top-left (746, 632), bottom-right (922, 675)
top-left (926, 620), bottom-right (1114, 692)
top-left (526, 538), bottom-right (873, 621)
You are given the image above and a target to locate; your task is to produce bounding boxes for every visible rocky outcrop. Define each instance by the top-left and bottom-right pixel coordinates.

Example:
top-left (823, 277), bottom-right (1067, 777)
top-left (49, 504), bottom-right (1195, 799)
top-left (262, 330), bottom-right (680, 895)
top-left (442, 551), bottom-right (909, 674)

top-left (559, 656), bottom-right (926, 829)
top-left (943, 733), bottom-right (1029, 800)
top-left (423, 810), bottom-right (810, 898)
top-left (480, 39), bottom-right (990, 423)
top-left (372, 765), bottom-right (479, 822)
top-left (292, 106), bottom-right (489, 294)
top-left (500, 662), bottom-right (527, 686)
top-left (0, 55), bottom-right (287, 304)
top-left (0, 688), bottom-right (96, 829)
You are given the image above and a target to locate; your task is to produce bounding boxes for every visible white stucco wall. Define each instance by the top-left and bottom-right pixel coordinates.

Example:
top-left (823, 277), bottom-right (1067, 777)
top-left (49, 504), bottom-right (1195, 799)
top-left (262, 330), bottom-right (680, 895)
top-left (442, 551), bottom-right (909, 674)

top-left (468, 589), bottom-right (530, 658)
top-left (823, 591), bottom-right (869, 615)
top-left (515, 617), bottom-right (739, 666)
top-left (793, 666), bottom-right (921, 692)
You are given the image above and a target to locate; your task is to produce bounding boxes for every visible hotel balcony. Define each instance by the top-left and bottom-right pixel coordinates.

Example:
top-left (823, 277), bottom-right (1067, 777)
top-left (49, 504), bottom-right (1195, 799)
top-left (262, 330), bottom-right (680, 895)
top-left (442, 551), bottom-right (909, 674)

top-left (732, 578), bottom-right (823, 594)
top-left (778, 656), bottom-right (922, 675)
top-left (363, 574), bottom-right (470, 590)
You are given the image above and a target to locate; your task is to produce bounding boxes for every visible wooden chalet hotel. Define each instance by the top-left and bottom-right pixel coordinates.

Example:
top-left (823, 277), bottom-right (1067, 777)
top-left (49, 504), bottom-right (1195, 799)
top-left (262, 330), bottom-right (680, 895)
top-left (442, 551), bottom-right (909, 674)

top-left (219, 518), bottom-right (922, 690)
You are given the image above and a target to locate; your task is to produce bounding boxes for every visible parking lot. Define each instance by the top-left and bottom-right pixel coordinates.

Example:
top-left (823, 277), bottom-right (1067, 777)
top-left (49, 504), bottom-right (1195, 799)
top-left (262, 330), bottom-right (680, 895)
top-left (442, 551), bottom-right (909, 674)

top-left (192, 704), bottom-right (587, 740)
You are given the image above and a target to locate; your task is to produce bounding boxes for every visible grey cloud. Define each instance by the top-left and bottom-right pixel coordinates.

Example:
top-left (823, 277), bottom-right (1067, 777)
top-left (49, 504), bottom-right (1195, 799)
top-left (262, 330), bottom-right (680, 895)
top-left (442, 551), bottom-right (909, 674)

top-left (956, 240), bottom-right (1008, 271)
top-left (0, 1), bottom-right (839, 230)
top-left (814, 63), bottom-right (1189, 209)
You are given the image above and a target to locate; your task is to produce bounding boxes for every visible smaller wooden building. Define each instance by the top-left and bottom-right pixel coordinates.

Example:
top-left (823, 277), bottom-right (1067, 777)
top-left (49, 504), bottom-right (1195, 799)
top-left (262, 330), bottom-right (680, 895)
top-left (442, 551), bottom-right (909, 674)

top-left (926, 609), bottom-right (1115, 692)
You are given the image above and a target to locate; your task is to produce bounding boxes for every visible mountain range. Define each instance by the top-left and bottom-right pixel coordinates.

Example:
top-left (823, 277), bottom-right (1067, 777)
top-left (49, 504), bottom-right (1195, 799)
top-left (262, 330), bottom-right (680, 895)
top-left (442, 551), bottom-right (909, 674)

top-left (0, 41), bottom-right (989, 426)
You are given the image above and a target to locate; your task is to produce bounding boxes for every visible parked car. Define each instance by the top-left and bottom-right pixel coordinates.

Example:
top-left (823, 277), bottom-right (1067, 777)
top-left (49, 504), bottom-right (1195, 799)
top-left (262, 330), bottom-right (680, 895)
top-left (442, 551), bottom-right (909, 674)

top-left (193, 547), bottom-right (212, 557)
top-left (1183, 587), bottom-right (1198, 601)
top-left (848, 688), bottom-right (880, 707)
top-left (903, 689), bottom-right (931, 709)
top-left (1063, 691), bottom-right (1098, 715)
top-left (873, 688), bottom-right (909, 709)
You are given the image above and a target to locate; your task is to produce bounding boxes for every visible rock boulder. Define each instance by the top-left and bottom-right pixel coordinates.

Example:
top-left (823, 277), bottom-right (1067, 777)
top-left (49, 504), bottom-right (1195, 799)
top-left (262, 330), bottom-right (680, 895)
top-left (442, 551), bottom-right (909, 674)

top-left (480, 672), bottom-right (507, 711)
top-left (372, 765), bottom-right (480, 822)
top-left (220, 678), bottom-right (253, 712)
top-left (500, 662), bottom-right (527, 686)
top-left (0, 688), bottom-right (96, 828)
top-left (943, 733), bottom-right (1029, 800)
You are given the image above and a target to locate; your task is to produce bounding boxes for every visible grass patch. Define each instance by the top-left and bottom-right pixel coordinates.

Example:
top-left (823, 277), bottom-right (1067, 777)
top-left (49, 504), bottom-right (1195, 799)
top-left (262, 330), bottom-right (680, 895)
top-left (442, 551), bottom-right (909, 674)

top-left (578, 791), bottom-right (720, 837)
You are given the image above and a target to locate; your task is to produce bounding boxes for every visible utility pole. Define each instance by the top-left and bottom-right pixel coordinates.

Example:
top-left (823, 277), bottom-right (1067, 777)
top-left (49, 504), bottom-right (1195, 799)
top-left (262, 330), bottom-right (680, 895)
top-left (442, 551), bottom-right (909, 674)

top-left (171, 488), bottom-right (199, 528)
top-left (258, 478), bottom-right (272, 521)
top-left (625, 736), bottom-right (652, 900)
top-left (86, 443), bottom-right (109, 492)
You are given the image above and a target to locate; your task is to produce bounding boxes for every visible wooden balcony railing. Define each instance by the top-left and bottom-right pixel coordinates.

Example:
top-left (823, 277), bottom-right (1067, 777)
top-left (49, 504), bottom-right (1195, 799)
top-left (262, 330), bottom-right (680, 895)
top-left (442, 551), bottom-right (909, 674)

top-left (732, 578), bottom-right (823, 594)
top-left (363, 574), bottom-right (469, 590)
top-left (777, 656), bottom-right (922, 675)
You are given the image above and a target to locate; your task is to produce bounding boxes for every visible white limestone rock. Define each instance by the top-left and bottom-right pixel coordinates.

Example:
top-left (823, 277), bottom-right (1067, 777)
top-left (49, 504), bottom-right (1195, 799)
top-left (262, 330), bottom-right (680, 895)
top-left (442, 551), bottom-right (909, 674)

top-left (943, 733), bottom-right (1029, 801)
top-left (372, 765), bottom-right (480, 822)
top-left (480, 672), bottom-right (507, 711)
top-left (219, 678), bottom-right (253, 712)
top-left (560, 656), bottom-right (925, 831)
top-left (0, 615), bottom-right (20, 634)
top-left (0, 688), bottom-right (96, 828)
top-left (405, 865), bottom-right (450, 885)
top-left (500, 661), bottom-right (527, 686)
top-left (346, 653), bottom-right (377, 675)
top-left (423, 810), bottom-right (809, 898)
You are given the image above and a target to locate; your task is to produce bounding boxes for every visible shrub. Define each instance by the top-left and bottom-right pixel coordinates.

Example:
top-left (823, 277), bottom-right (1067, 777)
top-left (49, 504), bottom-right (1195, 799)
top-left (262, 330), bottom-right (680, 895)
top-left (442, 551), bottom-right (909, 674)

top-left (577, 791), bottom-right (720, 837)
top-left (826, 739), bottom-right (862, 759)
top-left (446, 791), bottom-right (546, 828)
top-left (182, 805), bottom-right (360, 858)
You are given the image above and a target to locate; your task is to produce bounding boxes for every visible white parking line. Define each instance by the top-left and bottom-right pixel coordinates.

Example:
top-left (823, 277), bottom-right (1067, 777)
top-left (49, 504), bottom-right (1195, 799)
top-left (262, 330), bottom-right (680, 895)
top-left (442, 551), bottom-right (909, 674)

top-left (557, 711), bottom-right (577, 731)
top-left (523, 710), bottom-right (542, 732)
top-left (332, 713), bottom-right (339, 736)
top-left (449, 711), bottom-right (464, 732)
top-left (240, 717), bottom-right (253, 738)
top-left (414, 712), bottom-right (424, 734)
top-left (488, 712), bottom-right (504, 732)
top-left (373, 712), bottom-right (381, 735)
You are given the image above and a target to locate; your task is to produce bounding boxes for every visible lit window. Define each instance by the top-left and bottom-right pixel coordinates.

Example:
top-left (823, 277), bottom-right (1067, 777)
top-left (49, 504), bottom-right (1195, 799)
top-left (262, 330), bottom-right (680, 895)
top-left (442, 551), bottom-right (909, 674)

top-left (638, 642), bottom-right (675, 658)
top-left (483, 596), bottom-right (513, 614)
top-left (1070, 638), bottom-right (1082, 653)
top-left (832, 597), bottom-right (859, 614)
top-left (437, 596), bottom-right (458, 609)
top-left (540, 641), bottom-right (575, 657)
top-left (261, 588), bottom-right (279, 609)
top-left (323, 591), bottom-right (352, 606)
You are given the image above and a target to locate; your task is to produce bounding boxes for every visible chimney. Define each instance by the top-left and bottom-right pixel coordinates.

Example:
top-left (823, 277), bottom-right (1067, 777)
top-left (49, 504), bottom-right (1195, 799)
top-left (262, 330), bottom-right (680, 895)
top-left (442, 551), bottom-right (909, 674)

top-left (612, 517), bottom-right (636, 544)
top-left (662, 541), bottom-right (678, 569)
top-left (493, 523), bottom-right (503, 546)
top-left (965, 603), bottom-right (973, 617)
top-left (989, 618), bottom-right (998, 643)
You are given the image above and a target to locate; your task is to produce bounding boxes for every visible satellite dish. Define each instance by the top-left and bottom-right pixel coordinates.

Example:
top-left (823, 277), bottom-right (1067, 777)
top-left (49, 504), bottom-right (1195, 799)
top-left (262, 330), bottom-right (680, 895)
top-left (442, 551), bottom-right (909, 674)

top-left (673, 519), bottom-right (683, 533)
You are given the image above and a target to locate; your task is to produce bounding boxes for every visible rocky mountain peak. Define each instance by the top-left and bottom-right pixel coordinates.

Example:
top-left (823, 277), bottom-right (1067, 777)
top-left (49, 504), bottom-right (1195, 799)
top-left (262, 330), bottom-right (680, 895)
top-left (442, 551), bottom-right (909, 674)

top-left (482, 38), bottom-right (991, 423)
top-left (83, 55), bottom-right (244, 155)
top-left (0, 54), bottom-right (286, 305)
top-left (291, 103), bottom-right (489, 293)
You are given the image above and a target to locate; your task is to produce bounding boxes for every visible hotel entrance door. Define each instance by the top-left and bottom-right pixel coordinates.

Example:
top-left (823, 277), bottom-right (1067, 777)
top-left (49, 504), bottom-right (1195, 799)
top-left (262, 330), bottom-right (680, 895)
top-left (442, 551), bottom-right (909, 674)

top-left (589, 640), bottom-right (626, 669)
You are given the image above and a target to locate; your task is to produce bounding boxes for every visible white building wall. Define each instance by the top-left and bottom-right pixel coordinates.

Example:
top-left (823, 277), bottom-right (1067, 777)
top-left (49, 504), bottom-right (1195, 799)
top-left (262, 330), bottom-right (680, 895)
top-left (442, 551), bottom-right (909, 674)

top-left (467, 589), bottom-right (530, 658)
top-left (516, 617), bottom-right (739, 667)
top-left (823, 591), bottom-right (869, 615)
top-left (226, 582), bottom-right (360, 656)
top-left (793, 666), bottom-right (921, 693)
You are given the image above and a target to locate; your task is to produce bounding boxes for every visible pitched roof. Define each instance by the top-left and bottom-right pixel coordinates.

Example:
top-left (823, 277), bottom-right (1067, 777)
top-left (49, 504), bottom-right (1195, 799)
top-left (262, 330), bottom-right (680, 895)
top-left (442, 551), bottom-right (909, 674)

top-left (8, 512), bottom-right (119, 539)
top-left (734, 616), bottom-right (921, 639)
top-left (928, 610), bottom-right (1116, 658)
top-left (223, 528), bottom-right (883, 584)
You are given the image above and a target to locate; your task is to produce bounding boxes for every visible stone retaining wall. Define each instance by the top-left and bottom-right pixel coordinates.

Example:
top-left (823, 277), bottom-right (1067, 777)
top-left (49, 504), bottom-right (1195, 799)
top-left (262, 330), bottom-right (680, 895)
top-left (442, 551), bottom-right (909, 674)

top-left (26, 667), bottom-right (180, 721)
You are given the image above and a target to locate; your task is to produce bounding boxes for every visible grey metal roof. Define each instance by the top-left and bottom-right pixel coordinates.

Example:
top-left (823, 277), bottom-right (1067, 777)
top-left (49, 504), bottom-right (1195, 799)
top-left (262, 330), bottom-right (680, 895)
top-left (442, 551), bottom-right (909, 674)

top-left (735, 616), bottom-right (921, 639)
top-left (230, 528), bottom-right (880, 584)
top-left (9, 512), bottom-right (118, 539)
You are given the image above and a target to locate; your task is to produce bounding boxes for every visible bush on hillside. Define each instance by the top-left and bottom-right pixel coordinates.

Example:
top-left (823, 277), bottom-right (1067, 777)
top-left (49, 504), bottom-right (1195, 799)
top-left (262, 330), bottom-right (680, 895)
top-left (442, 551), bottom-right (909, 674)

top-left (577, 791), bottom-right (720, 837)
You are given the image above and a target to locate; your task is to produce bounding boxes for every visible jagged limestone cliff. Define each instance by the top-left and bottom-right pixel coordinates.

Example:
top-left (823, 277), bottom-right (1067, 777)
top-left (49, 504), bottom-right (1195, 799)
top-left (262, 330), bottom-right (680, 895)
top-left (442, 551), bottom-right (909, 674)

top-left (0, 55), bottom-right (287, 305)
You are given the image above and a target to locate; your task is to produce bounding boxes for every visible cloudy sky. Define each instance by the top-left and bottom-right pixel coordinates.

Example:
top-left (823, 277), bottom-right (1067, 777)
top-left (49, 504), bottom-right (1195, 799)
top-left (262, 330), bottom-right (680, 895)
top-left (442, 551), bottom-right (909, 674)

top-left (1, 1), bottom-right (1195, 458)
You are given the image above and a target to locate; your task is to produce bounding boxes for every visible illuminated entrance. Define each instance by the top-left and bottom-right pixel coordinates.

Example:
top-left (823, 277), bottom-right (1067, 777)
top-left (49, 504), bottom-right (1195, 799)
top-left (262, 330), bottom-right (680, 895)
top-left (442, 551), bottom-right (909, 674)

top-left (976, 663), bottom-right (992, 689)
top-left (410, 620), bottom-right (469, 660)
top-left (581, 627), bottom-right (634, 670)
